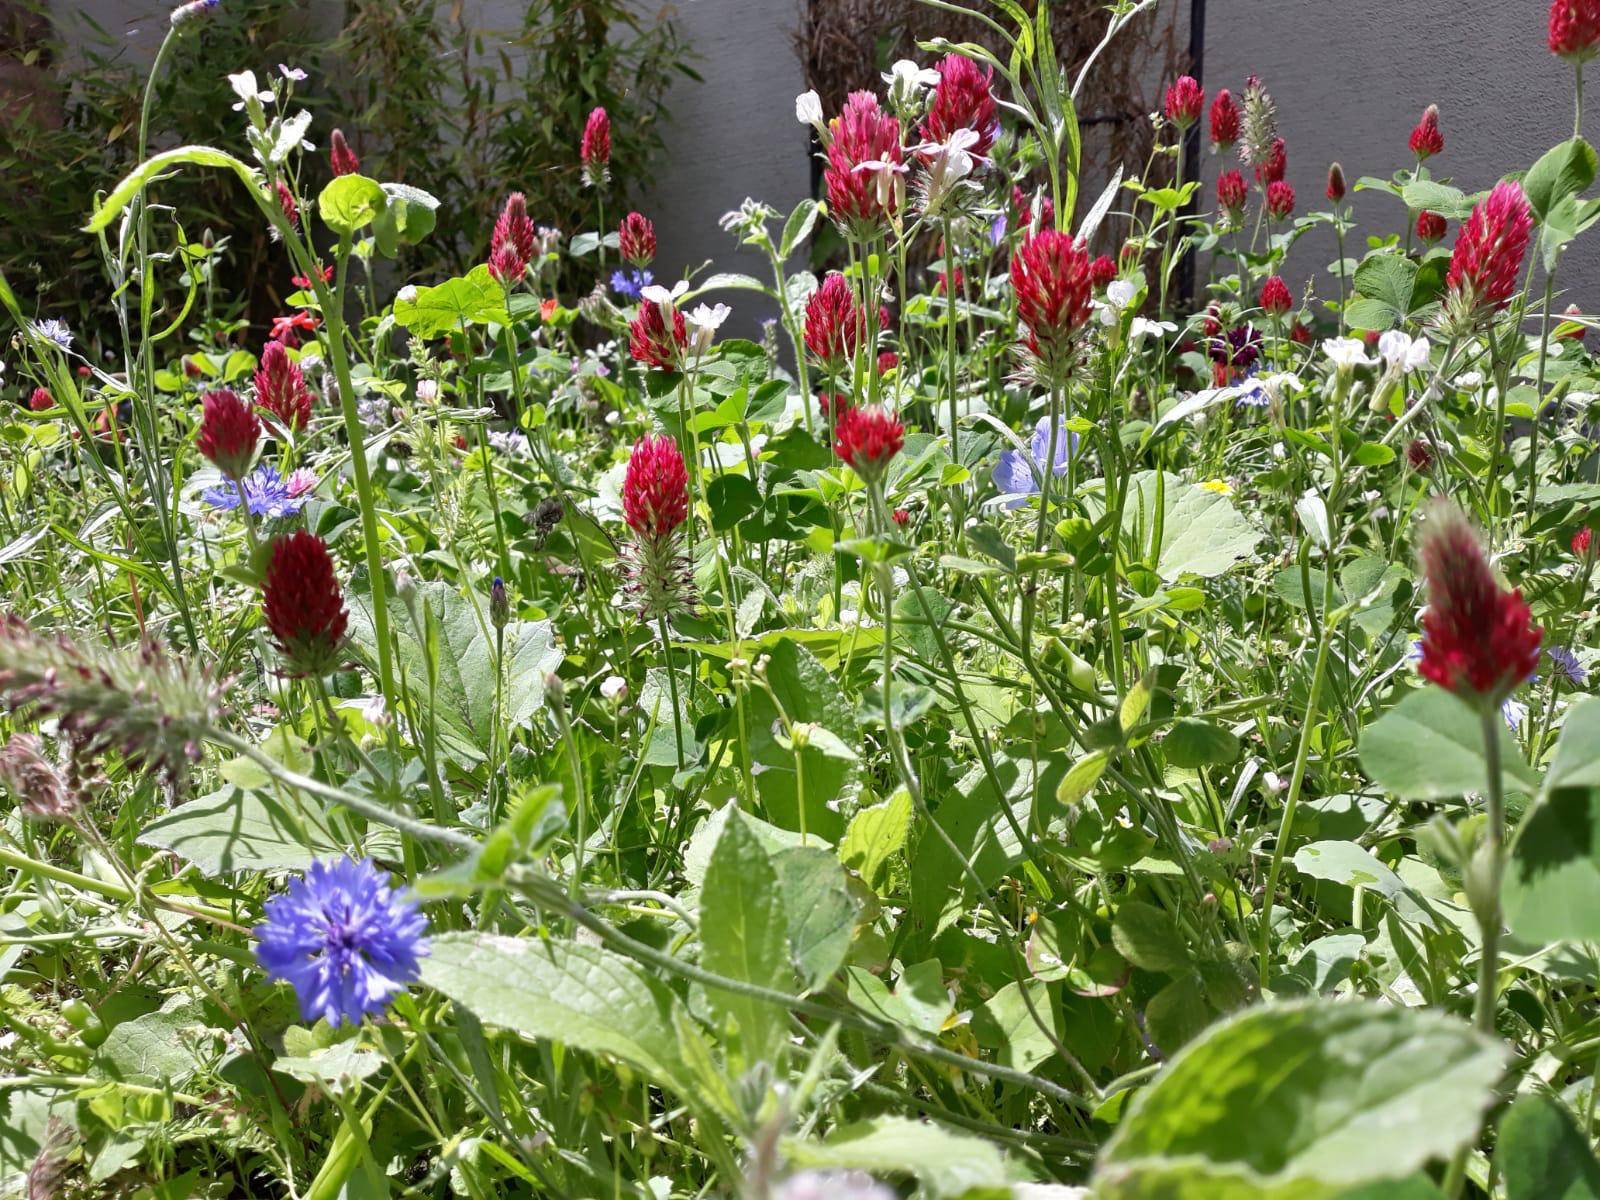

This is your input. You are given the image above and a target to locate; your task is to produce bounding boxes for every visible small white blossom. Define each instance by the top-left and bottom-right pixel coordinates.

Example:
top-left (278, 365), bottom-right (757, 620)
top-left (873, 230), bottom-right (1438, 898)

top-left (396, 285), bottom-right (419, 305)
top-left (687, 302), bottom-right (732, 355)
top-left (882, 59), bottom-right (940, 103)
top-left (640, 280), bottom-right (689, 309)
top-left (916, 127), bottom-right (981, 211)
top-left (1322, 337), bottom-right (1373, 372)
top-left (1378, 329), bottom-right (1431, 370)
top-left (852, 158), bottom-right (909, 212)
top-left (600, 675), bottom-right (628, 703)
top-left (795, 89), bottom-right (824, 128)
top-left (278, 63), bottom-right (307, 82)
top-left (228, 70), bottom-right (274, 111)
top-left (1129, 316), bottom-right (1178, 343)
top-left (415, 379), bottom-right (439, 403)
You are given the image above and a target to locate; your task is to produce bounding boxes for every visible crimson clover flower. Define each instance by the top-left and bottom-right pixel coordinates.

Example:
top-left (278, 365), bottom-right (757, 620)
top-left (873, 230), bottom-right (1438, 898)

top-left (329, 128), bottom-right (359, 177)
top-left (1416, 210), bottom-right (1448, 244)
top-left (620, 434), bottom-right (695, 619)
top-left (255, 857), bottom-right (428, 1027)
top-left (919, 53), bottom-right (998, 159)
top-left (1209, 88), bottom-right (1240, 149)
top-left (1010, 228), bottom-right (1094, 385)
top-left (196, 388), bottom-right (259, 480)
top-left (1444, 181), bottom-right (1532, 325)
top-left (825, 91), bottom-right (904, 238)
top-left (262, 530), bottom-right (349, 677)
top-left (1550, 0), bottom-right (1600, 61)
top-left (619, 211), bottom-right (657, 268)
top-left (1216, 170), bottom-right (1247, 220)
top-left (254, 340), bottom-right (313, 432)
top-left (1164, 75), bottom-right (1204, 129)
top-left (804, 273), bottom-right (867, 372)
top-left (1409, 104), bottom-right (1444, 159)
top-left (1416, 501), bottom-right (1542, 706)
top-left (1265, 180), bottom-right (1295, 220)
top-left (1326, 162), bottom-right (1347, 202)
top-left (488, 192), bottom-right (537, 283)
top-left (833, 404), bottom-right (904, 484)
top-left (581, 107), bottom-right (611, 186)
top-left (1259, 276), bottom-right (1293, 315)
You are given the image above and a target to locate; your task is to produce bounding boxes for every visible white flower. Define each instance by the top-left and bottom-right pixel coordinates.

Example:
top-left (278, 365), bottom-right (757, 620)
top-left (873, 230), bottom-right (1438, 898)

top-left (1378, 329), bottom-right (1431, 370)
top-left (1322, 337), bottom-right (1373, 372)
top-left (795, 89), bottom-right (824, 128)
top-left (882, 59), bottom-right (940, 100)
top-left (639, 280), bottom-right (689, 309)
top-left (488, 430), bottom-right (530, 457)
top-left (228, 70), bottom-right (274, 111)
top-left (852, 158), bottom-right (909, 213)
top-left (415, 379), bottom-right (439, 403)
top-left (396, 285), bottom-right (418, 304)
top-left (1129, 316), bottom-right (1178, 343)
top-left (600, 675), bottom-right (628, 703)
top-left (278, 63), bottom-right (307, 82)
top-left (916, 128), bottom-right (981, 211)
top-left (1106, 278), bottom-right (1139, 311)
top-left (687, 302), bottom-right (732, 355)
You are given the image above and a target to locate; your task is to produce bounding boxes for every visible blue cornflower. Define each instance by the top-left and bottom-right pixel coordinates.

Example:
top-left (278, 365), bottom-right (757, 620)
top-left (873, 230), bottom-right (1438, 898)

top-left (610, 268), bottom-right (654, 300)
top-left (255, 857), bottom-right (429, 1027)
top-left (202, 464), bottom-right (307, 519)
top-left (992, 415), bottom-right (1078, 510)
top-left (1548, 645), bottom-right (1589, 687)
top-left (32, 319), bottom-right (73, 350)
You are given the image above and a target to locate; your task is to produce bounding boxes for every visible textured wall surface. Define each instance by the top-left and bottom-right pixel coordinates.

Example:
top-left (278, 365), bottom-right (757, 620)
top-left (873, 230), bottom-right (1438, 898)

top-left (1199, 0), bottom-right (1594, 308)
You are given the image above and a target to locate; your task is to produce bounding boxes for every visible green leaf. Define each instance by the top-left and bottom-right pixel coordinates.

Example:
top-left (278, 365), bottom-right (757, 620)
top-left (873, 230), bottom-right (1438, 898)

top-left (779, 198), bottom-right (821, 258)
top-left (1293, 841), bottom-right (1434, 926)
top-left (1400, 180), bottom-right (1477, 221)
top-left (1112, 901), bottom-right (1190, 973)
top-left (772, 846), bottom-right (857, 993)
top-left (346, 581), bottom-right (561, 765)
top-left (1496, 1092), bottom-right (1600, 1199)
top-left (1359, 688), bottom-right (1538, 801)
top-left (970, 979), bottom-right (1060, 1071)
top-left (840, 788), bottom-right (912, 888)
top-left (272, 1043), bottom-right (385, 1092)
top-left (1525, 138), bottom-right (1598, 221)
top-left (1163, 718), bottom-right (1239, 768)
top-left (138, 786), bottom-right (344, 876)
top-left (1504, 696), bottom-right (1600, 942)
top-left (1096, 1000), bottom-right (1507, 1198)
top-left (699, 811), bottom-right (794, 1064)
top-left (392, 266), bottom-right (510, 337)
top-left (419, 933), bottom-right (694, 1095)
top-left (783, 1117), bottom-right (1008, 1198)
top-left (1118, 471), bottom-right (1264, 581)
top-left (1347, 253), bottom-right (1418, 331)
top-left (85, 144), bottom-right (256, 233)
top-left (317, 174), bottom-right (386, 235)
top-left (1057, 749), bottom-right (1111, 806)
top-left (99, 1004), bottom-right (212, 1084)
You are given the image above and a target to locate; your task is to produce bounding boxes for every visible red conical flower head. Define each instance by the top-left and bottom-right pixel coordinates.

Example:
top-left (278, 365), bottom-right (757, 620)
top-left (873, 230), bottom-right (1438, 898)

top-left (619, 211), bottom-right (656, 268)
top-left (1416, 500), bottom-right (1542, 704)
top-left (1550, 0), bottom-right (1600, 61)
top-left (1089, 255), bottom-right (1117, 290)
top-left (1216, 169), bottom-right (1247, 218)
top-left (488, 192), bottom-right (536, 282)
top-left (1010, 229), bottom-right (1093, 382)
top-left (1257, 137), bottom-right (1287, 184)
top-left (1445, 181), bottom-right (1532, 318)
top-left (276, 181), bottom-right (299, 229)
top-left (262, 531), bottom-right (349, 678)
top-left (28, 387), bottom-right (52, 412)
top-left (622, 434), bottom-right (689, 541)
top-left (1259, 275), bottom-right (1293, 315)
top-left (1209, 88), bottom-right (1241, 149)
top-left (833, 404), bottom-right (904, 482)
top-left (804, 273), bottom-right (867, 371)
top-left (1409, 105), bottom-right (1444, 159)
top-left (920, 53), bottom-right (998, 158)
top-left (254, 341), bottom-right (313, 432)
top-left (825, 91), bottom-right (904, 238)
top-left (1416, 209), bottom-right (1447, 244)
top-left (196, 388), bottom-right (259, 479)
top-left (329, 129), bottom-right (360, 177)
top-left (581, 107), bottom-right (611, 184)
top-left (1326, 162), bottom-right (1347, 202)
top-left (628, 299), bottom-right (689, 371)
top-left (1265, 180), bottom-right (1296, 219)
top-left (1164, 75), bottom-right (1204, 129)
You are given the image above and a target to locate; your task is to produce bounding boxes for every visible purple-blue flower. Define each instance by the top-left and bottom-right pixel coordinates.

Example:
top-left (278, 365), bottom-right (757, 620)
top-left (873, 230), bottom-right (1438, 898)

top-left (1548, 645), bottom-right (1588, 687)
top-left (255, 857), bottom-right (428, 1027)
top-left (202, 464), bottom-right (307, 518)
top-left (610, 268), bottom-right (654, 300)
top-left (992, 415), bottom-right (1078, 510)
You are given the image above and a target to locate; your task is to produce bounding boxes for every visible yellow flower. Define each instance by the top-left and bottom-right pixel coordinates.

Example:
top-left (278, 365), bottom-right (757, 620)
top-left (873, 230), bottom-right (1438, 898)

top-left (1199, 478), bottom-right (1234, 496)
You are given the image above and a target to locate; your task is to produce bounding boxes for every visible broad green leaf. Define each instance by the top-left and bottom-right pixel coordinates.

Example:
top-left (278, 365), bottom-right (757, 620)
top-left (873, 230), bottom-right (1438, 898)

top-left (744, 640), bottom-right (859, 841)
top-left (272, 1043), bottom-right (385, 1092)
top-left (346, 581), bottom-right (560, 765)
top-left (1119, 471), bottom-right (1264, 581)
top-left (1346, 253), bottom-right (1417, 331)
top-left (138, 786), bottom-right (344, 876)
top-left (699, 811), bottom-right (794, 1064)
top-left (317, 174), bottom-right (386, 234)
top-left (844, 960), bottom-right (952, 1036)
top-left (420, 933), bottom-right (694, 1095)
top-left (1293, 841), bottom-right (1434, 926)
top-left (1400, 180), bottom-right (1477, 221)
top-left (99, 1004), bottom-right (213, 1084)
top-left (779, 198), bottom-right (821, 258)
top-left (1057, 749), bottom-right (1111, 805)
top-left (773, 847), bottom-right (857, 991)
top-left (1504, 697), bottom-right (1600, 942)
top-left (1359, 688), bottom-right (1538, 801)
top-left (392, 265), bottom-right (510, 337)
top-left (1096, 1000), bottom-right (1507, 1198)
top-left (85, 144), bottom-right (255, 233)
top-left (1525, 138), bottom-right (1598, 221)
top-left (1112, 901), bottom-right (1190, 973)
top-left (970, 979), bottom-right (1060, 1071)
top-left (783, 1117), bottom-right (1008, 1198)
top-left (840, 788), bottom-right (912, 888)
top-left (1496, 1092), bottom-right (1600, 1199)
top-left (1163, 718), bottom-right (1239, 768)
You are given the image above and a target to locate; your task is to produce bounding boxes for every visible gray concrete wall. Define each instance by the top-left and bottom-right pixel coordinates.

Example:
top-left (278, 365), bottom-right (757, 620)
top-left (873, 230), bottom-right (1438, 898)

top-left (1199, 0), bottom-right (1595, 307)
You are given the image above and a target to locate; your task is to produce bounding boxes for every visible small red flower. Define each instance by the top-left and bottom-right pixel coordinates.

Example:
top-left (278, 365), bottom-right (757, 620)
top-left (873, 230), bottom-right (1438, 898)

top-left (1012, 185), bottom-right (1054, 233)
top-left (1445, 181), bottom-right (1532, 317)
top-left (540, 298), bottom-right (559, 322)
top-left (833, 404), bottom-right (904, 481)
top-left (1265, 180), bottom-right (1296, 219)
top-left (1289, 320), bottom-right (1312, 345)
top-left (1415, 210), bottom-right (1448, 244)
top-left (329, 128), bottom-right (360, 177)
top-left (892, 508), bottom-right (910, 527)
top-left (262, 530), bottom-right (349, 678)
top-left (1550, 0), bottom-right (1600, 60)
top-left (28, 387), bottom-right (52, 412)
top-left (935, 267), bottom-right (964, 296)
top-left (877, 351), bottom-right (899, 374)
top-left (619, 211), bottom-right (656, 268)
top-left (1010, 228), bottom-right (1094, 382)
top-left (1406, 438), bottom-right (1434, 472)
top-left (628, 298), bottom-right (689, 371)
top-left (1209, 88), bottom-right (1240, 149)
top-left (254, 340), bottom-right (313, 432)
top-left (1573, 526), bottom-right (1594, 556)
top-left (1164, 75), bottom-right (1204, 129)
top-left (1089, 255), bottom-right (1117, 290)
top-left (1417, 501), bottom-right (1542, 704)
top-left (1216, 169), bottom-right (1248, 217)
top-left (622, 434), bottom-right (689, 541)
top-left (275, 181), bottom-right (299, 229)
top-left (1259, 275), bottom-right (1293, 315)
top-left (1257, 137), bottom-right (1287, 184)
top-left (581, 107), bottom-right (611, 184)
top-left (270, 311), bottom-right (321, 346)
top-left (920, 53), bottom-right (998, 158)
top-left (489, 192), bottom-right (537, 282)
top-left (1557, 303), bottom-right (1587, 341)
top-left (825, 91), bottom-right (904, 237)
top-left (1326, 162), bottom-right (1347, 202)
top-left (196, 388), bottom-right (259, 479)
top-left (804, 273), bottom-right (867, 372)
top-left (1408, 105), bottom-right (1444, 159)
top-left (291, 264), bottom-right (334, 290)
